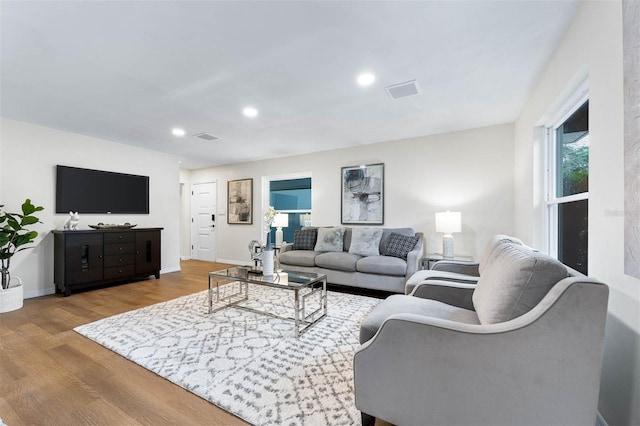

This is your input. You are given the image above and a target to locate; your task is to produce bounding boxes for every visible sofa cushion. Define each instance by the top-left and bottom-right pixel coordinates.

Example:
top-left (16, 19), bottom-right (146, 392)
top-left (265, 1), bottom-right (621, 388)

top-left (359, 294), bottom-right (479, 344)
top-left (381, 232), bottom-right (419, 260)
top-left (314, 227), bottom-right (345, 252)
top-left (315, 252), bottom-right (360, 272)
top-left (473, 243), bottom-right (568, 324)
top-left (292, 228), bottom-right (318, 251)
top-left (349, 227), bottom-right (384, 257)
top-left (357, 256), bottom-right (407, 276)
top-left (279, 250), bottom-right (321, 267)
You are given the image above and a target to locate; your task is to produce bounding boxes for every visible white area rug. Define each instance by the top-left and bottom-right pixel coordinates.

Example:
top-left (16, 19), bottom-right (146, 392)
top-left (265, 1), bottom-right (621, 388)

top-left (74, 283), bottom-right (380, 425)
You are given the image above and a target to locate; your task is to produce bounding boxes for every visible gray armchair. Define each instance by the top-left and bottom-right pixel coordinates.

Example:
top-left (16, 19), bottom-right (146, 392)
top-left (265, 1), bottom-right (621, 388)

top-left (354, 241), bottom-right (609, 426)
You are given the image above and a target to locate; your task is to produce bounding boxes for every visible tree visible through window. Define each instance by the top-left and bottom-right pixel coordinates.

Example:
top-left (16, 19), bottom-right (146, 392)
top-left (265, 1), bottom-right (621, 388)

top-left (549, 100), bottom-right (589, 274)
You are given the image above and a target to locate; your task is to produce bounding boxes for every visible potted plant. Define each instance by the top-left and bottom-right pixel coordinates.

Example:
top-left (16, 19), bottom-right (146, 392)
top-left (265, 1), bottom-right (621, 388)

top-left (0, 199), bottom-right (44, 313)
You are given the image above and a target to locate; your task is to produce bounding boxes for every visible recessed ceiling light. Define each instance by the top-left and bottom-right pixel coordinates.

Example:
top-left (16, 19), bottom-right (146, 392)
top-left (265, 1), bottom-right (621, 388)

top-left (172, 128), bottom-right (186, 137)
top-left (243, 107), bottom-right (258, 118)
top-left (357, 73), bottom-right (375, 86)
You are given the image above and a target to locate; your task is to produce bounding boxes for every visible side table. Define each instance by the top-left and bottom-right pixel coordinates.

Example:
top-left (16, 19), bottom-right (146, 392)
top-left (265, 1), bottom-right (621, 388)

top-left (421, 253), bottom-right (474, 270)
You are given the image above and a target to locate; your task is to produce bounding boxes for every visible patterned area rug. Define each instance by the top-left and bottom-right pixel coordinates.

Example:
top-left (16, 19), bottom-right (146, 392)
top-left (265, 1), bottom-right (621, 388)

top-left (74, 283), bottom-right (381, 425)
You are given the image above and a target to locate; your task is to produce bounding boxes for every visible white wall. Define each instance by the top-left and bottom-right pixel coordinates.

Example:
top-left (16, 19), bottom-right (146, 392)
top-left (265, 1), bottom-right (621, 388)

top-left (189, 123), bottom-right (515, 265)
top-left (0, 118), bottom-right (182, 298)
top-left (514, 2), bottom-right (640, 424)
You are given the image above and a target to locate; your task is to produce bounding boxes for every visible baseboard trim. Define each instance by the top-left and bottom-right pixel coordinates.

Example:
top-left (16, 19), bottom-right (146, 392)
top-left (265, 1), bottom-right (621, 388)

top-left (160, 266), bottom-right (181, 274)
top-left (596, 411), bottom-right (607, 426)
top-left (180, 256), bottom-right (192, 260)
top-left (24, 287), bottom-right (56, 299)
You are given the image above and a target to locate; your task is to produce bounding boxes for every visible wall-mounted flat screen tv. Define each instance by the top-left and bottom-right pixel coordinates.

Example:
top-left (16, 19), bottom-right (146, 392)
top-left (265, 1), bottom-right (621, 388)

top-left (56, 165), bottom-right (149, 214)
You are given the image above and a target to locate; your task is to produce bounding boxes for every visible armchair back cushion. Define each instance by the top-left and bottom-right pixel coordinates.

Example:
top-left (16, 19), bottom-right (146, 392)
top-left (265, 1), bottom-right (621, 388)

top-left (473, 242), bottom-right (568, 324)
top-left (477, 234), bottom-right (524, 275)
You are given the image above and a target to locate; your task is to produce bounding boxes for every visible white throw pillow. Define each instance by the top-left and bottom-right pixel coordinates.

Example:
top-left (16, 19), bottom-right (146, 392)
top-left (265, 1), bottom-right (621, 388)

top-left (314, 227), bottom-right (345, 252)
top-left (348, 228), bottom-right (383, 257)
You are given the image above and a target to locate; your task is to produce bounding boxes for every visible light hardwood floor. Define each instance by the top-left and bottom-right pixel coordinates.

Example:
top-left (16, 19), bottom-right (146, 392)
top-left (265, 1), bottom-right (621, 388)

top-left (0, 260), bottom-right (249, 426)
top-left (1, 260), bottom-right (391, 426)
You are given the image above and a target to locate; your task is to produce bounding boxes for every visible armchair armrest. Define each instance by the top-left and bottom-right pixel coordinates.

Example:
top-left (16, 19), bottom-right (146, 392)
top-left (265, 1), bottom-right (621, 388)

top-left (431, 260), bottom-right (479, 276)
top-left (354, 279), bottom-right (609, 426)
top-left (410, 280), bottom-right (475, 310)
top-left (280, 242), bottom-right (293, 253)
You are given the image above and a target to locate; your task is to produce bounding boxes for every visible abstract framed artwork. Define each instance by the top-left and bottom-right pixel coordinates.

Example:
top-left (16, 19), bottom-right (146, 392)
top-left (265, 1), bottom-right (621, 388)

top-left (341, 163), bottom-right (384, 225)
top-left (623, 0), bottom-right (640, 279)
top-left (227, 178), bottom-right (253, 225)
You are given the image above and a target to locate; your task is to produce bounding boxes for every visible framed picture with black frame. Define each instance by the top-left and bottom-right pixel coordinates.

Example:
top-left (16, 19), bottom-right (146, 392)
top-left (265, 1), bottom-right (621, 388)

top-left (227, 178), bottom-right (253, 224)
top-left (341, 163), bottom-right (384, 225)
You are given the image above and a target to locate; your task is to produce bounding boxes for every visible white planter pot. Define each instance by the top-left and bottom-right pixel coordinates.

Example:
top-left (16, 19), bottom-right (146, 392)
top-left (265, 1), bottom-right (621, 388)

top-left (0, 277), bottom-right (24, 313)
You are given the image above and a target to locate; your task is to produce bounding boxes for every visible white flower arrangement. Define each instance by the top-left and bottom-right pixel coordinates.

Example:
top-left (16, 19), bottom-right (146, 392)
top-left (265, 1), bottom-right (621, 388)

top-left (264, 206), bottom-right (276, 233)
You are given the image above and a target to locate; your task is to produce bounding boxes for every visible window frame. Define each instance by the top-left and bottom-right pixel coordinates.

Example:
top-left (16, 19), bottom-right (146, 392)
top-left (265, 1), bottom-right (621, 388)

top-left (545, 88), bottom-right (589, 261)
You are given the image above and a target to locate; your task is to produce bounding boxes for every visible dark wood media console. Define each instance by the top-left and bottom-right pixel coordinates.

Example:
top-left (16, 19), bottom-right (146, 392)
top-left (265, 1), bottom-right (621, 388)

top-left (53, 228), bottom-right (163, 296)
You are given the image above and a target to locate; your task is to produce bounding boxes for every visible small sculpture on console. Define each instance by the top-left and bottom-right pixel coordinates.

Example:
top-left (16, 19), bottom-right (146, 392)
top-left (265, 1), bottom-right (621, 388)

top-left (64, 211), bottom-right (80, 230)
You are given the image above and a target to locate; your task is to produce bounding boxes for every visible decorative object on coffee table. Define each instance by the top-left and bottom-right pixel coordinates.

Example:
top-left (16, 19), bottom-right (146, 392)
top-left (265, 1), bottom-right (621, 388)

top-left (435, 210), bottom-right (461, 259)
top-left (0, 198), bottom-right (44, 313)
top-left (227, 178), bottom-right (253, 224)
top-left (341, 163), bottom-right (384, 225)
top-left (262, 206), bottom-right (276, 276)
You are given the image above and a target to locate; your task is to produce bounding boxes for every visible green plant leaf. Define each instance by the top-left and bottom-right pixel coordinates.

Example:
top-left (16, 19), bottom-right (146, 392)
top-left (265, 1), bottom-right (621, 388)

top-left (21, 216), bottom-right (39, 226)
top-left (22, 199), bottom-right (35, 215)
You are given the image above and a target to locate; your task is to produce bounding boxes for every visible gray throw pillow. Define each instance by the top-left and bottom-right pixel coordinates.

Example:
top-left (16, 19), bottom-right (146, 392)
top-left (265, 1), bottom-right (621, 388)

top-left (348, 227), bottom-right (383, 257)
top-left (381, 232), bottom-right (419, 260)
top-left (314, 227), bottom-right (345, 252)
top-left (292, 228), bottom-right (317, 250)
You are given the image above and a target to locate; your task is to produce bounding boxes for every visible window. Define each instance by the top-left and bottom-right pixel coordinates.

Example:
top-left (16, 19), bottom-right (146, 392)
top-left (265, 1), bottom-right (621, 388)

top-left (547, 100), bottom-right (589, 274)
top-left (268, 177), bottom-right (312, 244)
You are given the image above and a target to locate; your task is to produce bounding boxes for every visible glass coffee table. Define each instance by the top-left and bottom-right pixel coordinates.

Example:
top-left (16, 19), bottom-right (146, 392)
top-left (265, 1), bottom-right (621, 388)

top-left (208, 266), bottom-right (328, 338)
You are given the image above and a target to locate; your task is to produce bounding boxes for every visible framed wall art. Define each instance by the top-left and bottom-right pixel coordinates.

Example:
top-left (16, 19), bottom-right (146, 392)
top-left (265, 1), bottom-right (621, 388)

top-left (341, 163), bottom-right (384, 225)
top-left (227, 178), bottom-right (253, 225)
top-left (624, 0), bottom-right (640, 279)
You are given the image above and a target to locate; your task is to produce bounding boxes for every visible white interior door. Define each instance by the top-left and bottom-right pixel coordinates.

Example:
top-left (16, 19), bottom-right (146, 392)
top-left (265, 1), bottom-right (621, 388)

top-left (191, 182), bottom-right (217, 262)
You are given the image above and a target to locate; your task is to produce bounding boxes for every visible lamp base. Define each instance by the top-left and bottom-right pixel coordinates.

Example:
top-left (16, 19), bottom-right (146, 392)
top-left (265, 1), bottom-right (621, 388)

top-left (275, 227), bottom-right (284, 247)
top-left (442, 234), bottom-right (454, 259)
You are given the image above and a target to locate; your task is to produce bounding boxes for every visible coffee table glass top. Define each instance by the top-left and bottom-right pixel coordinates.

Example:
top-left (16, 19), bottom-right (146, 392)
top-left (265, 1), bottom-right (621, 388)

top-left (209, 266), bottom-right (325, 289)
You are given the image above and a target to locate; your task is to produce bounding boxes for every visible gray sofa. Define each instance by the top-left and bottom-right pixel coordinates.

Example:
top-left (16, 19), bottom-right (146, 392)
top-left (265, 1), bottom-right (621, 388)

top-left (279, 226), bottom-right (423, 293)
top-left (354, 237), bottom-right (609, 426)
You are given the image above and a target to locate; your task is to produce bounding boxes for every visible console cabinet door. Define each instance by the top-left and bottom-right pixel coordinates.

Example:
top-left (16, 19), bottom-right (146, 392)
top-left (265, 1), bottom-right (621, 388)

top-left (64, 233), bottom-right (104, 285)
top-left (135, 230), bottom-right (161, 277)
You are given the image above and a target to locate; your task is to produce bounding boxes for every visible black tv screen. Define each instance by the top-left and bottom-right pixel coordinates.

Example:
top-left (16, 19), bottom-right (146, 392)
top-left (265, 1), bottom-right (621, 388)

top-left (56, 165), bottom-right (149, 214)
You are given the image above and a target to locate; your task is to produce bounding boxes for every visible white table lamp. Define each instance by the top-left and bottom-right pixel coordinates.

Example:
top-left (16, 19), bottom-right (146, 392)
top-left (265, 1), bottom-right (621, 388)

top-left (435, 211), bottom-right (461, 259)
top-left (273, 213), bottom-right (289, 247)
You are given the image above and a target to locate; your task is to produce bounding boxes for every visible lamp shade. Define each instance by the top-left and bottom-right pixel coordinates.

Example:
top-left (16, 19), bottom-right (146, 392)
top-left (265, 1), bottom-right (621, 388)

top-left (273, 212), bottom-right (289, 228)
top-left (435, 211), bottom-right (461, 234)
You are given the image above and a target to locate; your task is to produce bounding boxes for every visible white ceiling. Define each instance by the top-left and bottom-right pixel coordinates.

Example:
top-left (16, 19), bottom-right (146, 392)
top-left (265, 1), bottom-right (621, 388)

top-left (1, 1), bottom-right (579, 169)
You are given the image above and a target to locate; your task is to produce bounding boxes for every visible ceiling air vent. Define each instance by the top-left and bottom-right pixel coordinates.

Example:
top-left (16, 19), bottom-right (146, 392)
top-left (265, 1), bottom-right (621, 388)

top-left (193, 132), bottom-right (219, 141)
top-left (385, 80), bottom-right (420, 100)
